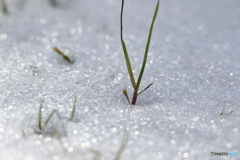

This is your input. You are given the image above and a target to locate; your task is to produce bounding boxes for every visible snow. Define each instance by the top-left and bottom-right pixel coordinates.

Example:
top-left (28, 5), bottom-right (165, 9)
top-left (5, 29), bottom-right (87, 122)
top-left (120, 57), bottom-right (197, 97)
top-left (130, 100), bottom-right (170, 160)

top-left (0, 0), bottom-right (240, 160)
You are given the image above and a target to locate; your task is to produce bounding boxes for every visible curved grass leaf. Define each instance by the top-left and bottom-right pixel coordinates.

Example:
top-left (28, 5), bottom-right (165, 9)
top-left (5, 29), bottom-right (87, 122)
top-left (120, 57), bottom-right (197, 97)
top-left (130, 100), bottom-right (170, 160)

top-left (38, 100), bottom-right (44, 130)
top-left (137, 81), bottom-right (155, 96)
top-left (120, 0), bottom-right (136, 88)
top-left (122, 89), bottom-right (130, 104)
top-left (135, 0), bottom-right (159, 92)
top-left (44, 109), bottom-right (57, 125)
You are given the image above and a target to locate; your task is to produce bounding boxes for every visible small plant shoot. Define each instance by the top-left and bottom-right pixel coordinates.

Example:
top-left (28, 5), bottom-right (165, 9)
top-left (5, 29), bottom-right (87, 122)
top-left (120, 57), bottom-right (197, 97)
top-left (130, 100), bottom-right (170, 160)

top-left (53, 46), bottom-right (74, 64)
top-left (38, 100), bottom-right (58, 131)
top-left (120, 0), bottom-right (159, 105)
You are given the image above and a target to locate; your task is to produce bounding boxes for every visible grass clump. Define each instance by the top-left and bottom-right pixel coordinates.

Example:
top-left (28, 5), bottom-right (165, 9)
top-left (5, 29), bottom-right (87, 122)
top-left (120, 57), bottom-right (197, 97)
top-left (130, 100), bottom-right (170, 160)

top-left (120, 0), bottom-right (160, 105)
top-left (38, 100), bottom-right (57, 131)
top-left (53, 46), bottom-right (74, 64)
top-left (37, 96), bottom-right (78, 133)
top-left (1, 0), bottom-right (8, 15)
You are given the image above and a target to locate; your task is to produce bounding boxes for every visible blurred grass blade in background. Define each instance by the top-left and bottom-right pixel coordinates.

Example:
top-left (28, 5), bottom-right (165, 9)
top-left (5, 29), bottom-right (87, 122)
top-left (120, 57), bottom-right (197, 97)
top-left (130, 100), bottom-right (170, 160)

top-left (113, 130), bottom-right (129, 160)
top-left (53, 46), bottom-right (74, 64)
top-left (1, 0), bottom-right (8, 15)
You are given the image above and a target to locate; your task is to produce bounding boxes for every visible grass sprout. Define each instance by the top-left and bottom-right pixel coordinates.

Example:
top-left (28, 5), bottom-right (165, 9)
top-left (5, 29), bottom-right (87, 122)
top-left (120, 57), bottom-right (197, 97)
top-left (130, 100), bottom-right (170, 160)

top-left (1, 0), bottom-right (8, 15)
top-left (38, 100), bottom-right (58, 131)
top-left (53, 46), bottom-right (74, 64)
top-left (120, 0), bottom-right (160, 105)
top-left (70, 97), bottom-right (77, 121)
top-left (220, 106), bottom-right (233, 115)
top-left (113, 130), bottom-right (129, 160)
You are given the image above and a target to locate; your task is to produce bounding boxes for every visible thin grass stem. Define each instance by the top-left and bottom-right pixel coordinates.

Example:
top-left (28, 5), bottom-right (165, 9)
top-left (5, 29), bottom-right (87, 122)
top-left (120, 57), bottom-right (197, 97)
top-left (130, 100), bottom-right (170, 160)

top-left (137, 81), bottom-right (155, 96)
top-left (70, 97), bottom-right (77, 121)
top-left (113, 130), bottom-right (129, 160)
top-left (53, 46), bottom-right (74, 63)
top-left (120, 0), bottom-right (136, 88)
top-left (44, 109), bottom-right (57, 125)
top-left (135, 0), bottom-right (159, 93)
top-left (131, 91), bottom-right (138, 105)
top-left (38, 100), bottom-right (44, 130)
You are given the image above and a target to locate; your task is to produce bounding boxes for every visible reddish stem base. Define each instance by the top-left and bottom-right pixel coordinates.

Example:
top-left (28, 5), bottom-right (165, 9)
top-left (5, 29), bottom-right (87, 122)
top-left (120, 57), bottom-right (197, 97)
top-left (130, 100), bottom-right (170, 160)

top-left (131, 91), bottom-right (138, 105)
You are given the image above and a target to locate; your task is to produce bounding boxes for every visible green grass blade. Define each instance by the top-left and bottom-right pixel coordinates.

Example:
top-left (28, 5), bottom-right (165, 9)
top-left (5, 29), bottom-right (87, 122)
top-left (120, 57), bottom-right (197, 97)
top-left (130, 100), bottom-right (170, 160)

top-left (121, 0), bottom-right (136, 88)
top-left (70, 97), bottom-right (77, 121)
top-left (38, 100), bottom-right (44, 130)
top-left (113, 130), bottom-right (129, 160)
top-left (137, 81), bottom-right (155, 96)
top-left (44, 109), bottom-right (57, 125)
top-left (121, 40), bottom-right (136, 88)
top-left (135, 0), bottom-right (159, 92)
top-left (122, 89), bottom-right (130, 104)
top-left (53, 46), bottom-right (74, 64)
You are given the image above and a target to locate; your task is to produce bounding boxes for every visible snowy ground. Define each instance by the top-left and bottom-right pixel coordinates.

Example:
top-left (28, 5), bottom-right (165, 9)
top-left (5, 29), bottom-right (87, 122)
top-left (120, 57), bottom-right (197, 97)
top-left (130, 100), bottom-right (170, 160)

top-left (0, 0), bottom-right (240, 160)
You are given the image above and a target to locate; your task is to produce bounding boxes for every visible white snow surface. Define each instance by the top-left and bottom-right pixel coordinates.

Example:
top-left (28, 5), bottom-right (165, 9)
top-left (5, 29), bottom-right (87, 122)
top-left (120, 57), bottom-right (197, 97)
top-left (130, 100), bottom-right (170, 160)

top-left (0, 0), bottom-right (240, 160)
